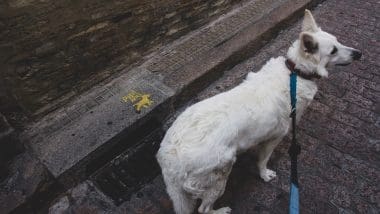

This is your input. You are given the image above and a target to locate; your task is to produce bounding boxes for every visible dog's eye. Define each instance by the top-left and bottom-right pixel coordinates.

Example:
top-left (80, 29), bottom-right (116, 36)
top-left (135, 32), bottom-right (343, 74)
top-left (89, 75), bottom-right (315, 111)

top-left (330, 46), bottom-right (338, 55)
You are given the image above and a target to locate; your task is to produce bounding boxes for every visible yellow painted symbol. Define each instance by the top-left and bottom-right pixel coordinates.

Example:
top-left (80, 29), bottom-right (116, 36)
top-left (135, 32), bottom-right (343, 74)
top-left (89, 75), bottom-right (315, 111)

top-left (122, 91), bottom-right (153, 113)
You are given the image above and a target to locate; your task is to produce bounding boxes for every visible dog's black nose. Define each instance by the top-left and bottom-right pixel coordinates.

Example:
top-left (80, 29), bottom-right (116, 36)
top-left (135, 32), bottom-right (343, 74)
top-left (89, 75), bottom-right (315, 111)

top-left (351, 50), bottom-right (362, 60)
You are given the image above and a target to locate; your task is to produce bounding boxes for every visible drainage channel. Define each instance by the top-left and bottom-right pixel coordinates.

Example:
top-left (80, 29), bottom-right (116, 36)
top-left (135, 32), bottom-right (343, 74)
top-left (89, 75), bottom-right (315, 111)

top-left (90, 126), bottom-right (164, 205)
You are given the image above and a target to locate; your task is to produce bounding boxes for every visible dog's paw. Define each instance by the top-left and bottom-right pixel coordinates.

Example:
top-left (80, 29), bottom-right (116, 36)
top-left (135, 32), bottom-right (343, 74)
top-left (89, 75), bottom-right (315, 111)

top-left (214, 207), bottom-right (231, 214)
top-left (260, 169), bottom-right (277, 182)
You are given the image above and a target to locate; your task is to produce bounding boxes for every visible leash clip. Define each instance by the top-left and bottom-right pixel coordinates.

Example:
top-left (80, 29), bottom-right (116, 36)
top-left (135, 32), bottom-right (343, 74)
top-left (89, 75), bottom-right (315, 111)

top-left (289, 107), bottom-right (296, 117)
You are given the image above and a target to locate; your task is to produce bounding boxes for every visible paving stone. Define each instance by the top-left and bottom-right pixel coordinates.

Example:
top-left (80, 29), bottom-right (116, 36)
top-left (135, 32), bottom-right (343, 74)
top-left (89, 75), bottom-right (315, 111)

top-left (354, 178), bottom-right (379, 207)
top-left (343, 91), bottom-right (375, 111)
top-left (341, 154), bottom-right (380, 185)
top-left (0, 152), bottom-right (54, 214)
top-left (115, 178), bottom-right (169, 214)
top-left (346, 103), bottom-right (379, 124)
top-left (300, 198), bottom-right (338, 214)
top-left (344, 138), bottom-right (380, 168)
top-left (0, 113), bottom-right (23, 182)
top-left (329, 185), bottom-right (353, 210)
top-left (351, 196), bottom-right (379, 214)
top-left (91, 128), bottom-right (163, 205)
top-left (315, 91), bottom-right (350, 111)
top-left (48, 181), bottom-right (116, 214)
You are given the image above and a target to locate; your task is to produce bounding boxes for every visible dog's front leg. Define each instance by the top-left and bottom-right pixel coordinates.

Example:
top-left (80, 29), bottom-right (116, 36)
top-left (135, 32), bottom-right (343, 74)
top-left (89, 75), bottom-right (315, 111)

top-left (256, 138), bottom-right (282, 182)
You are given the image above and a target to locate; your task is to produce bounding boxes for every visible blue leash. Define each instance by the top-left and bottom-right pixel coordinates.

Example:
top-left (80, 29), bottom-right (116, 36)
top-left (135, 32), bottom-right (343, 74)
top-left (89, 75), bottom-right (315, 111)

top-left (287, 59), bottom-right (301, 214)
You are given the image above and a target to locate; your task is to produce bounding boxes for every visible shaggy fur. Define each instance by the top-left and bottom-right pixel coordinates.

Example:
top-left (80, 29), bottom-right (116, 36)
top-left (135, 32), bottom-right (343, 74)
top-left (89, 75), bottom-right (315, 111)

top-left (156, 10), bottom-right (361, 214)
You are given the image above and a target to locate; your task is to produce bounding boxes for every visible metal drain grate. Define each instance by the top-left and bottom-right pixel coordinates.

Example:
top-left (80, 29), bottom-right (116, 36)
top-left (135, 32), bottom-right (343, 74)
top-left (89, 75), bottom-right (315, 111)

top-left (91, 128), bottom-right (164, 205)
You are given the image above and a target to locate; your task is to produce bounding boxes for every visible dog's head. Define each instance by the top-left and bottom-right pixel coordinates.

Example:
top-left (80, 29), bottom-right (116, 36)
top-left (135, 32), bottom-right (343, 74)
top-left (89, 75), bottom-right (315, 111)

top-left (298, 10), bottom-right (361, 77)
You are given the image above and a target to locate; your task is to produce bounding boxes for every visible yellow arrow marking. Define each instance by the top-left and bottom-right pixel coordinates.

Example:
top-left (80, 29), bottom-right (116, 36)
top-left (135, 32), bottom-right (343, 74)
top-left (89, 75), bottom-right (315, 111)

top-left (122, 90), bottom-right (153, 112)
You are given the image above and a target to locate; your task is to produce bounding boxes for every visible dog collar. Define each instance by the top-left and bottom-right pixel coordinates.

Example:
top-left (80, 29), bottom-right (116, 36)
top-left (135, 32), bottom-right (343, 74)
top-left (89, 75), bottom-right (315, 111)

top-left (285, 59), bottom-right (321, 80)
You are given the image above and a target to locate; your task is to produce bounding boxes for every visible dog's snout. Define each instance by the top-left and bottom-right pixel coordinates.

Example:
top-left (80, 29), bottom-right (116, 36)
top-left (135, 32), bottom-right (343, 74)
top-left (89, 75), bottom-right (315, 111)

top-left (351, 50), bottom-right (362, 60)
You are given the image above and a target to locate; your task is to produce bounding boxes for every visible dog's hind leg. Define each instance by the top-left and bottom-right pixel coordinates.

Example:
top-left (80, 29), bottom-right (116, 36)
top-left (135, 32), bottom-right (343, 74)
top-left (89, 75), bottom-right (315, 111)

top-left (197, 165), bottom-right (233, 214)
top-left (197, 180), bottom-right (231, 214)
top-left (257, 138), bottom-right (282, 182)
top-left (166, 184), bottom-right (196, 214)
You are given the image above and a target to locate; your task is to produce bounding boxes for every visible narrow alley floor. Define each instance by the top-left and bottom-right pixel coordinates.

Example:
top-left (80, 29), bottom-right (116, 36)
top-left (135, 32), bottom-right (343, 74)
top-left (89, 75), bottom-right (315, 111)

top-left (49, 0), bottom-right (379, 213)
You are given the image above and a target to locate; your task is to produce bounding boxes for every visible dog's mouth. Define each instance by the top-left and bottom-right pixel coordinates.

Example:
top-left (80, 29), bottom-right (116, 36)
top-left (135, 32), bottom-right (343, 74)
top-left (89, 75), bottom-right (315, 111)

top-left (335, 62), bottom-right (351, 66)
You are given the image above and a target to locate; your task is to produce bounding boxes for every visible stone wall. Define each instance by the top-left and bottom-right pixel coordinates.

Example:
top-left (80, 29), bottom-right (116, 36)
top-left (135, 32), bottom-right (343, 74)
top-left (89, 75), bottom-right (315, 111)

top-left (0, 0), bottom-right (243, 119)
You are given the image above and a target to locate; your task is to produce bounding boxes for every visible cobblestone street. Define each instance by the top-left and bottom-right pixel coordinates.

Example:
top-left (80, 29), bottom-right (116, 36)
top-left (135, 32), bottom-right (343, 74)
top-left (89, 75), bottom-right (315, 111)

top-left (1, 0), bottom-right (379, 213)
top-left (118, 0), bottom-right (379, 213)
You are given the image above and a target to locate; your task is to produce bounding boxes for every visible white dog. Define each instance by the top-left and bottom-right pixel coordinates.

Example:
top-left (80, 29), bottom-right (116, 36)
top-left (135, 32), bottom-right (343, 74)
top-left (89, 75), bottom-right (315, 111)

top-left (156, 10), bottom-right (361, 214)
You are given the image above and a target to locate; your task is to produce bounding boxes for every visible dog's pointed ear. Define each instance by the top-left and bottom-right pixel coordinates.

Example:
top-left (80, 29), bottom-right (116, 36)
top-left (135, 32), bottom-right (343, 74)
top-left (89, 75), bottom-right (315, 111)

top-left (302, 9), bottom-right (319, 32)
top-left (300, 32), bottom-right (318, 54)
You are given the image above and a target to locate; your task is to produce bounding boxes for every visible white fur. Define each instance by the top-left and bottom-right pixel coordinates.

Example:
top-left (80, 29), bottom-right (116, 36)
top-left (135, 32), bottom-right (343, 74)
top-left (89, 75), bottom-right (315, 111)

top-left (156, 10), bottom-right (360, 214)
